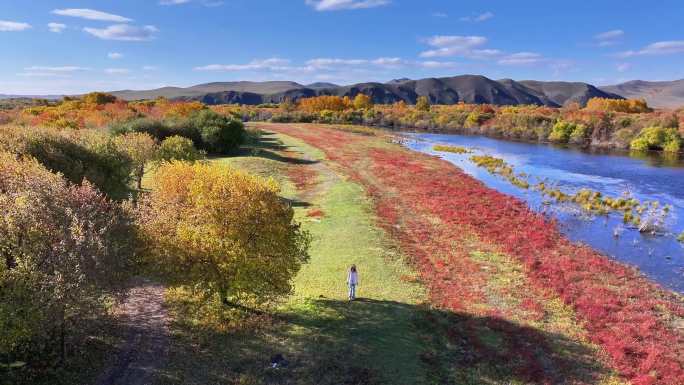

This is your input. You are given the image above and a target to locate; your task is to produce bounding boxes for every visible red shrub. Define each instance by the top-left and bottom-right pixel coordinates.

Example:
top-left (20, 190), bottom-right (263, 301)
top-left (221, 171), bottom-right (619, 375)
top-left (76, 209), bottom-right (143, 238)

top-left (266, 123), bottom-right (684, 385)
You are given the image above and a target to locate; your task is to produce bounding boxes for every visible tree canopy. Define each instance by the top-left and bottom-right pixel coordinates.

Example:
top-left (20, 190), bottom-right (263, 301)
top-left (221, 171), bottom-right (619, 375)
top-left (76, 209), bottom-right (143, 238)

top-left (136, 161), bottom-right (310, 307)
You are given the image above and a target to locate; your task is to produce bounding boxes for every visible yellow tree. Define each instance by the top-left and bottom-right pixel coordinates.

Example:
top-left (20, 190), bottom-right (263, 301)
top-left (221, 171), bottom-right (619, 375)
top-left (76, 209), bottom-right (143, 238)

top-left (136, 162), bottom-right (310, 307)
top-left (353, 93), bottom-right (373, 110)
top-left (114, 132), bottom-right (159, 189)
top-left (416, 96), bottom-right (431, 112)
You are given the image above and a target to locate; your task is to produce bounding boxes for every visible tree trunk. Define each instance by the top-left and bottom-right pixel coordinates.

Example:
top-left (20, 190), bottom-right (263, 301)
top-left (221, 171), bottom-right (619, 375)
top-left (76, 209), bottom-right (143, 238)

top-left (137, 166), bottom-right (144, 190)
top-left (59, 309), bottom-right (66, 365)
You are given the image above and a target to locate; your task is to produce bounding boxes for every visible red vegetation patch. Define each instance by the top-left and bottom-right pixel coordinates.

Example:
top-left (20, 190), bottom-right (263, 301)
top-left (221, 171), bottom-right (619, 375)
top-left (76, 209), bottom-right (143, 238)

top-left (285, 156), bottom-right (319, 193)
top-left (306, 209), bottom-right (325, 218)
top-left (264, 123), bottom-right (684, 385)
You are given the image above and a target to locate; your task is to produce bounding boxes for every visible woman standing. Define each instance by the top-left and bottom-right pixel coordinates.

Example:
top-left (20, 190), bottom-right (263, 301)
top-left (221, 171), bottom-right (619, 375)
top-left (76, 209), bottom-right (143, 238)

top-left (347, 265), bottom-right (359, 300)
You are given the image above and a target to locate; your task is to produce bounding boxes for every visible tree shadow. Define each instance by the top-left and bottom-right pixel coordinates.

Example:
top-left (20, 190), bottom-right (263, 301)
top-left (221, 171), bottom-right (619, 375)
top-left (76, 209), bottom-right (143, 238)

top-left (233, 132), bottom-right (319, 165)
top-left (281, 197), bottom-right (312, 208)
top-left (151, 297), bottom-right (616, 385)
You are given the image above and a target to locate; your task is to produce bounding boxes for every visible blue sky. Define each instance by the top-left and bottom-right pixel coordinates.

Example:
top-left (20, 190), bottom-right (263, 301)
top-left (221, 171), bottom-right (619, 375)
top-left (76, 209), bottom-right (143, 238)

top-left (1, 0), bottom-right (683, 94)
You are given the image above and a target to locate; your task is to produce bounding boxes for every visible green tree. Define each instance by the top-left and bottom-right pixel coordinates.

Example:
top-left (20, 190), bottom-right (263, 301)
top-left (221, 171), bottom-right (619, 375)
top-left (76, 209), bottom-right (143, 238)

top-left (189, 110), bottom-right (246, 154)
top-left (82, 92), bottom-right (117, 105)
top-left (136, 161), bottom-right (310, 307)
top-left (630, 126), bottom-right (682, 153)
top-left (549, 120), bottom-right (574, 143)
top-left (416, 96), bottom-right (431, 112)
top-left (156, 135), bottom-right (204, 163)
top-left (8, 128), bottom-right (134, 199)
top-left (114, 132), bottom-right (159, 189)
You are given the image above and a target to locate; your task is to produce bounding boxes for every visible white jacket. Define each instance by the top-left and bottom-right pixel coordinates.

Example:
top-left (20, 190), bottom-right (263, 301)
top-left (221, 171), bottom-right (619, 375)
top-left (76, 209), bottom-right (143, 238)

top-left (347, 271), bottom-right (358, 285)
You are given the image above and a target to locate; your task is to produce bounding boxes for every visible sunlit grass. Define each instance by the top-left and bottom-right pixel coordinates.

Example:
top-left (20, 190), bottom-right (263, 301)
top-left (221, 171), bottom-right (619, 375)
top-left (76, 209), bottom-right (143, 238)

top-left (156, 132), bottom-right (429, 385)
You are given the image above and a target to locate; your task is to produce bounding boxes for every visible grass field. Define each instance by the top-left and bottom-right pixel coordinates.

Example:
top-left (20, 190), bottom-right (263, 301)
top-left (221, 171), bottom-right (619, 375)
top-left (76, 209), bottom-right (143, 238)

top-left (152, 131), bottom-right (434, 385)
top-left (127, 123), bottom-right (683, 384)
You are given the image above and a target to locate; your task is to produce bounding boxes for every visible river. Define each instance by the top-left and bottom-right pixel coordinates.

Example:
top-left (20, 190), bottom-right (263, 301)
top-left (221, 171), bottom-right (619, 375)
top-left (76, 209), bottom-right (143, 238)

top-left (403, 132), bottom-right (684, 294)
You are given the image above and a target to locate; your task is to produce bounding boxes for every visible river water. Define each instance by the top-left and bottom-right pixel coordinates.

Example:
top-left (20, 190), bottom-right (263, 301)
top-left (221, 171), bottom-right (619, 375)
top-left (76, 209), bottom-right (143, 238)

top-left (403, 133), bottom-right (684, 294)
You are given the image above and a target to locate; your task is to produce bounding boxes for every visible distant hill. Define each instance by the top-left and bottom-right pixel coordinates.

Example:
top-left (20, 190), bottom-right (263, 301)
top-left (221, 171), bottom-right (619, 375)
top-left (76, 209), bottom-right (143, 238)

top-left (306, 82), bottom-right (339, 89)
top-left (108, 75), bottom-right (625, 107)
top-left (110, 81), bottom-right (307, 101)
top-left (601, 79), bottom-right (684, 108)
top-left (0, 94), bottom-right (62, 100)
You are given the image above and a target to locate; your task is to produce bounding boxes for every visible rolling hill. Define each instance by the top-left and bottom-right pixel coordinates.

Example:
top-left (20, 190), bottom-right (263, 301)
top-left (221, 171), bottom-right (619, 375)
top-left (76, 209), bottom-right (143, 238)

top-left (601, 79), bottom-right (684, 108)
top-left (110, 75), bottom-right (623, 107)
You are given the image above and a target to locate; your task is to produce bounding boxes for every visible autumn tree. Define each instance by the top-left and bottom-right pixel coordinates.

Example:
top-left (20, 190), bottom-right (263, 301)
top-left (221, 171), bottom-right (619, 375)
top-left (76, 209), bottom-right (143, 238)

top-left (280, 97), bottom-right (296, 112)
top-left (416, 96), bottom-right (431, 112)
top-left (0, 152), bottom-right (136, 364)
top-left (114, 132), bottom-right (159, 189)
top-left (82, 92), bottom-right (117, 105)
top-left (585, 98), bottom-right (652, 113)
top-left (136, 162), bottom-right (310, 307)
top-left (353, 93), bottom-right (373, 110)
top-left (298, 95), bottom-right (350, 112)
top-left (1, 126), bottom-right (134, 199)
top-left (156, 135), bottom-right (204, 163)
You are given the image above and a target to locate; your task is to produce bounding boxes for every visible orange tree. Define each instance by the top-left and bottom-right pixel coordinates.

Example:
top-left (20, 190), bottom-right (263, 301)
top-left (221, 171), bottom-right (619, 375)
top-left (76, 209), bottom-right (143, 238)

top-left (136, 161), bottom-right (310, 308)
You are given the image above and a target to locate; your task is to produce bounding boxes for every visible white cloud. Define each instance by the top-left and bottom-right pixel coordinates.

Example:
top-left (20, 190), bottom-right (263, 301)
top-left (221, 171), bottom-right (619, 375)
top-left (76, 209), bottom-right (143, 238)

top-left (160, 0), bottom-right (191, 4)
top-left (194, 56), bottom-right (457, 77)
top-left (618, 41), bottom-right (684, 57)
top-left (595, 30), bottom-right (624, 41)
top-left (305, 0), bottom-right (390, 11)
top-left (460, 12), bottom-right (494, 22)
top-left (498, 52), bottom-right (545, 65)
top-left (17, 72), bottom-right (72, 78)
top-left (195, 58), bottom-right (296, 72)
top-left (306, 57), bottom-right (410, 69)
top-left (594, 29), bottom-right (624, 47)
top-left (52, 8), bottom-right (132, 23)
top-left (24, 66), bottom-right (90, 72)
top-left (371, 57), bottom-right (405, 67)
top-left (420, 35), bottom-right (500, 58)
top-left (142, 66), bottom-right (159, 71)
top-left (84, 24), bottom-right (158, 41)
top-left (0, 20), bottom-right (31, 31)
top-left (160, 0), bottom-right (224, 5)
top-left (105, 68), bottom-right (131, 75)
top-left (108, 52), bottom-right (124, 59)
top-left (307, 58), bottom-right (368, 68)
top-left (616, 63), bottom-right (631, 72)
top-left (418, 61), bottom-right (458, 69)
top-left (432, 12), bottom-right (448, 18)
top-left (47, 22), bottom-right (66, 33)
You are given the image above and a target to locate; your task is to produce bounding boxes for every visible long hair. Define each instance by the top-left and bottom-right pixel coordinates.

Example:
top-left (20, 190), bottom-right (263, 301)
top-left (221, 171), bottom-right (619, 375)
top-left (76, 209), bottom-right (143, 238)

top-left (350, 264), bottom-right (357, 273)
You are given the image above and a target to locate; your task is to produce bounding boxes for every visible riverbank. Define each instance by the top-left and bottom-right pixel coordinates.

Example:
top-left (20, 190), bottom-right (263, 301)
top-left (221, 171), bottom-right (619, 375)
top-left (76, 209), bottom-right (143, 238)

top-left (255, 123), bottom-right (684, 385)
top-left (405, 131), bottom-right (684, 293)
top-left (217, 101), bottom-right (684, 155)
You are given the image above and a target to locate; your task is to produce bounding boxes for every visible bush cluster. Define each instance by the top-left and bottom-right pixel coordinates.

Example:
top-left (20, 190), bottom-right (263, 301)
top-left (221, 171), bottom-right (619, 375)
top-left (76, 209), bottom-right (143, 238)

top-left (111, 109), bottom-right (245, 154)
top-left (216, 96), bottom-right (683, 153)
top-left (0, 94), bottom-right (304, 379)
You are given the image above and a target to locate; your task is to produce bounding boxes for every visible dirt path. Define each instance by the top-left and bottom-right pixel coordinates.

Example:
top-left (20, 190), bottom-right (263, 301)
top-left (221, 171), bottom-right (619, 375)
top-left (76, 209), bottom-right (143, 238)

top-left (95, 278), bottom-right (169, 385)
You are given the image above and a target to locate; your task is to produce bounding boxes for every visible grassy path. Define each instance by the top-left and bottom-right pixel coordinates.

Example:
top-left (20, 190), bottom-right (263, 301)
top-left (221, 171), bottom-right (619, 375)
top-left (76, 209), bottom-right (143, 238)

top-left (257, 123), bottom-right (638, 385)
top-left (153, 131), bottom-right (431, 384)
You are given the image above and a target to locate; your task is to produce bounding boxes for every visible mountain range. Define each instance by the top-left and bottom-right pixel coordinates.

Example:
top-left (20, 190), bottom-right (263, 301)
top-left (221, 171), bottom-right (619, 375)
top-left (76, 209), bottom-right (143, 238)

top-left (109, 75), bottom-right (622, 107)
top-left (3, 76), bottom-right (684, 108)
top-left (599, 79), bottom-right (684, 108)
